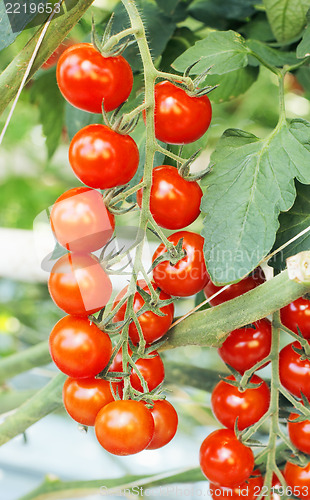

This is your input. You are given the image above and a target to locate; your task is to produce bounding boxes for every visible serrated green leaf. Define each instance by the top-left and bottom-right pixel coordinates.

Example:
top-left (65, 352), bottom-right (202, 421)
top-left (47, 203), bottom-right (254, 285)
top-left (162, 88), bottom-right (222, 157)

top-left (111, 0), bottom-right (179, 72)
top-left (247, 39), bottom-right (299, 67)
top-left (297, 24), bottom-right (310, 58)
top-left (65, 103), bottom-right (102, 141)
top-left (30, 71), bottom-right (64, 159)
top-left (269, 182), bottom-right (310, 271)
top-left (201, 119), bottom-right (310, 284)
top-left (172, 30), bottom-right (249, 76)
top-left (263, 0), bottom-right (310, 43)
top-left (206, 66), bottom-right (259, 103)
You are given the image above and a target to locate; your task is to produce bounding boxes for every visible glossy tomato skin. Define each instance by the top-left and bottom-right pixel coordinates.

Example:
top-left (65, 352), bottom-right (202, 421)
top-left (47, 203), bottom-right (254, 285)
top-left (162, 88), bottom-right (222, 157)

top-left (130, 352), bottom-right (165, 392)
top-left (69, 124), bottom-right (139, 189)
top-left (49, 315), bottom-right (112, 378)
top-left (50, 187), bottom-right (115, 253)
top-left (280, 297), bottom-right (310, 339)
top-left (218, 319), bottom-right (272, 374)
top-left (112, 280), bottom-right (174, 345)
top-left (136, 165), bottom-right (203, 230)
top-left (63, 377), bottom-right (117, 426)
top-left (95, 400), bottom-right (154, 455)
top-left (152, 231), bottom-right (208, 297)
top-left (284, 461), bottom-right (310, 499)
top-left (211, 375), bottom-right (270, 431)
top-left (209, 470), bottom-right (263, 500)
top-left (152, 81), bottom-right (212, 144)
top-left (199, 429), bottom-right (254, 487)
top-left (48, 253), bottom-right (112, 316)
top-left (147, 400), bottom-right (178, 450)
top-left (204, 267), bottom-right (266, 306)
top-left (288, 412), bottom-right (310, 455)
top-left (56, 43), bottom-right (133, 113)
top-left (279, 342), bottom-right (310, 400)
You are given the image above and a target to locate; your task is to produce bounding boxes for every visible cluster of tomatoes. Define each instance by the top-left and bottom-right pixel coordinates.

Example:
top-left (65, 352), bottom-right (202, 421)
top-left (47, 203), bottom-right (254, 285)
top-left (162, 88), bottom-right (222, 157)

top-left (45, 40), bottom-right (213, 456)
top-left (202, 272), bottom-right (310, 498)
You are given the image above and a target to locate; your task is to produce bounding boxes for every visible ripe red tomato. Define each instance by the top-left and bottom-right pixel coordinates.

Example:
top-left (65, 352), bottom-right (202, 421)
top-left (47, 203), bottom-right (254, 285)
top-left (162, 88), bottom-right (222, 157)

top-left (56, 43), bottom-right (133, 113)
top-left (284, 461), bottom-right (310, 499)
top-left (279, 342), bottom-right (310, 400)
top-left (204, 267), bottom-right (265, 306)
top-left (218, 319), bottom-right (272, 374)
top-left (211, 374), bottom-right (270, 431)
top-left (199, 429), bottom-right (254, 487)
top-left (50, 187), bottom-right (115, 253)
top-left (209, 470), bottom-right (263, 500)
top-left (152, 231), bottom-right (208, 297)
top-left (147, 400), bottom-right (178, 450)
top-left (112, 280), bottom-right (174, 345)
top-left (69, 124), bottom-right (139, 189)
top-left (63, 377), bottom-right (118, 426)
top-left (95, 400), bottom-right (154, 455)
top-left (49, 315), bottom-right (112, 378)
top-left (151, 81), bottom-right (212, 144)
top-left (136, 165), bottom-right (202, 230)
top-left (48, 253), bottom-right (112, 316)
top-left (130, 352), bottom-right (165, 393)
top-left (280, 297), bottom-right (310, 339)
top-left (288, 411), bottom-right (310, 455)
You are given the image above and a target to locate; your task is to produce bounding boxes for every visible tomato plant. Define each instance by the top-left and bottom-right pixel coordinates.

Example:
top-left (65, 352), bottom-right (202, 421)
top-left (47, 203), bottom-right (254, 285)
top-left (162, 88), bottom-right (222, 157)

top-left (95, 400), bottom-right (154, 455)
top-left (284, 461), bottom-right (310, 499)
top-left (279, 342), bottom-right (310, 400)
top-left (69, 124), bottom-right (139, 189)
top-left (147, 400), bottom-right (178, 450)
top-left (152, 231), bottom-right (209, 296)
top-left (56, 43), bottom-right (133, 113)
top-left (49, 315), bottom-right (112, 378)
top-left (137, 165), bottom-right (202, 229)
top-left (280, 297), bottom-right (310, 339)
top-left (50, 187), bottom-right (115, 253)
top-left (288, 411), bottom-right (310, 455)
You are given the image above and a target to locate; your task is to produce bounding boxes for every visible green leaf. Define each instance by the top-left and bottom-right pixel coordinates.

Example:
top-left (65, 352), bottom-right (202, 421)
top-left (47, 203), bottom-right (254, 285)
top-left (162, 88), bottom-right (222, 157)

top-left (247, 39), bottom-right (299, 67)
top-left (65, 103), bottom-right (102, 141)
top-left (0, 0), bottom-right (40, 50)
top-left (239, 13), bottom-right (275, 42)
top-left (269, 182), bottom-right (310, 271)
top-left (112, 0), bottom-right (179, 72)
top-left (263, 0), bottom-right (310, 43)
top-left (297, 24), bottom-right (310, 58)
top-left (188, 0), bottom-right (258, 29)
top-left (200, 119), bottom-right (310, 283)
top-left (206, 66), bottom-right (259, 103)
top-left (155, 0), bottom-right (182, 16)
top-left (30, 71), bottom-right (64, 159)
top-left (172, 30), bottom-right (250, 76)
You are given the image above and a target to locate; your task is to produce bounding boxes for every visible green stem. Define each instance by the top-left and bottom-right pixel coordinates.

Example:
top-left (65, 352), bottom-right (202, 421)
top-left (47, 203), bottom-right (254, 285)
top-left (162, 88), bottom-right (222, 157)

top-left (0, 0), bottom-right (95, 116)
top-left (102, 27), bottom-right (139, 53)
top-left (0, 341), bottom-right (50, 385)
top-left (278, 71), bottom-right (286, 124)
top-left (248, 49), bottom-right (281, 76)
top-left (109, 181), bottom-right (146, 206)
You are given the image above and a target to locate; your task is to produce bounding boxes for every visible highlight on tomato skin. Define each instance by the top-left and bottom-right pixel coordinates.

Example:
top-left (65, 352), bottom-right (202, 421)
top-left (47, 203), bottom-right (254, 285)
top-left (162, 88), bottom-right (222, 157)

top-left (49, 315), bottom-right (112, 379)
top-left (50, 187), bottom-right (115, 254)
top-left (48, 252), bottom-right (112, 316)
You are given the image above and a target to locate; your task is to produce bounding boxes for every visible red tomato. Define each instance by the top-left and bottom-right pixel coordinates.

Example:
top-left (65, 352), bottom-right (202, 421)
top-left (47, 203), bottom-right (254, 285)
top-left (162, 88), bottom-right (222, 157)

top-left (130, 352), bottom-right (165, 392)
top-left (49, 315), bottom-right (112, 378)
top-left (136, 165), bottom-right (202, 230)
top-left (199, 429), bottom-right (254, 487)
top-left (209, 470), bottom-right (263, 500)
top-left (147, 400), bottom-right (178, 450)
top-left (56, 43), bottom-right (133, 113)
top-left (112, 280), bottom-right (174, 345)
top-left (218, 319), bottom-right (272, 374)
top-left (151, 81), bottom-right (212, 144)
top-left (42, 39), bottom-right (75, 69)
top-left (50, 187), bottom-right (114, 253)
top-left (63, 377), bottom-right (118, 426)
top-left (279, 342), bottom-right (310, 400)
top-left (69, 124), bottom-right (139, 189)
top-left (204, 267), bottom-right (265, 306)
top-left (280, 297), bottom-right (310, 339)
top-left (211, 375), bottom-right (270, 431)
top-left (284, 461), bottom-right (310, 499)
top-left (288, 411), bottom-right (310, 455)
top-left (152, 231), bottom-right (208, 297)
top-left (48, 253), bottom-right (112, 316)
top-left (95, 400), bottom-right (154, 455)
